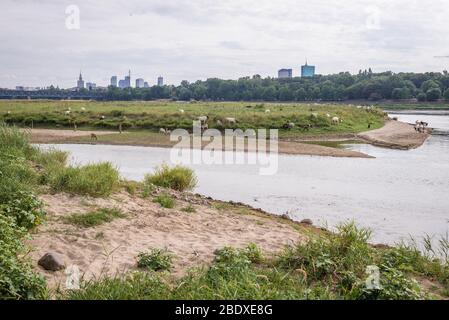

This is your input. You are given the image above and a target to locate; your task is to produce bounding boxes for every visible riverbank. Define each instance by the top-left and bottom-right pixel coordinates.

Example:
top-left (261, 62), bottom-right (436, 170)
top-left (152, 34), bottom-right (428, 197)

top-left (357, 120), bottom-right (430, 150)
top-left (28, 189), bottom-right (312, 289)
top-left (28, 128), bottom-right (373, 158)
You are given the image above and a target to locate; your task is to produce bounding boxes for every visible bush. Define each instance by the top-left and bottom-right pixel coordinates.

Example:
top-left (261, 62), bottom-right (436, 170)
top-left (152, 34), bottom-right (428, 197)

top-left (0, 190), bottom-right (45, 230)
top-left (49, 162), bottom-right (119, 197)
top-left (153, 194), bottom-right (175, 209)
top-left (64, 207), bottom-right (125, 228)
top-left (0, 214), bottom-right (47, 300)
top-left (144, 164), bottom-right (197, 191)
top-left (137, 249), bottom-right (174, 271)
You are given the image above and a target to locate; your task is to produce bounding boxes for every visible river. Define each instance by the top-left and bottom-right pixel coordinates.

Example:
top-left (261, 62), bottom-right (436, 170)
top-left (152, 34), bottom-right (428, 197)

top-left (40, 111), bottom-right (449, 245)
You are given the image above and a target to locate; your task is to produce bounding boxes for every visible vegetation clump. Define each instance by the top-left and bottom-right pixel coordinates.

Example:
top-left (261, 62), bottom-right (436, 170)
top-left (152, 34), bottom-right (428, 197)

top-left (64, 207), bottom-right (125, 228)
top-left (153, 194), bottom-right (175, 209)
top-left (49, 162), bottom-right (119, 197)
top-left (145, 164), bottom-right (197, 192)
top-left (137, 248), bottom-right (174, 272)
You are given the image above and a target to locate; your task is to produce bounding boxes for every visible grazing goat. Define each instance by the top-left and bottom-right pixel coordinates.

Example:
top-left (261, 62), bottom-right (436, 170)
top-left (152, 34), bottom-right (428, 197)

top-left (179, 109), bottom-right (185, 113)
top-left (216, 120), bottom-right (223, 126)
top-left (332, 117), bottom-right (339, 125)
top-left (265, 109), bottom-right (271, 113)
top-left (197, 116), bottom-right (208, 123)
top-left (159, 128), bottom-right (166, 134)
top-left (299, 124), bottom-right (312, 131)
top-left (311, 113), bottom-right (318, 118)
top-left (282, 122), bottom-right (295, 130)
top-left (90, 133), bottom-right (98, 141)
top-left (225, 117), bottom-right (237, 125)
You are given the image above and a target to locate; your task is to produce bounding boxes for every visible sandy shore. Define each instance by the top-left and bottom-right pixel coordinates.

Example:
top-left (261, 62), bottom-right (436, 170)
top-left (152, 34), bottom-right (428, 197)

top-left (357, 120), bottom-right (430, 150)
top-left (28, 190), bottom-right (309, 288)
top-left (27, 128), bottom-right (372, 158)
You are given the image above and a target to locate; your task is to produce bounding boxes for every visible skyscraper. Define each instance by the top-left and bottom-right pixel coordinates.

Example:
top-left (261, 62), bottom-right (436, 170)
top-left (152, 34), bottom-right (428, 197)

top-left (136, 78), bottom-right (145, 88)
top-left (125, 70), bottom-right (131, 88)
top-left (301, 61), bottom-right (315, 77)
top-left (157, 76), bottom-right (164, 86)
top-left (77, 72), bottom-right (84, 89)
top-left (278, 69), bottom-right (293, 79)
top-left (110, 76), bottom-right (117, 87)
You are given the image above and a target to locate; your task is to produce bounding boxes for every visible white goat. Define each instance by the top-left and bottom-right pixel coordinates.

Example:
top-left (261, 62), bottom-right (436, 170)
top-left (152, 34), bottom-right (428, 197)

top-left (332, 117), bottom-right (339, 124)
top-left (225, 117), bottom-right (237, 125)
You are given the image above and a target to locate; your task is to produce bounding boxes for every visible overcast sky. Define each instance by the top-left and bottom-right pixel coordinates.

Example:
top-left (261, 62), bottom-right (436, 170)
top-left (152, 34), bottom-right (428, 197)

top-left (1, 0), bottom-right (448, 88)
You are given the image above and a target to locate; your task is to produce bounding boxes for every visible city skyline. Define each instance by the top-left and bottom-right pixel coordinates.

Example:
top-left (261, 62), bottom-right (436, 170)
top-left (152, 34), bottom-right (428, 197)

top-left (1, 0), bottom-right (449, 89)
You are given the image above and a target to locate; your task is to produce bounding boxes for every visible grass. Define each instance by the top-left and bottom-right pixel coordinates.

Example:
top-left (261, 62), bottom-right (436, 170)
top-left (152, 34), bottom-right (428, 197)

top-left (63, 223), bottom-right (449, 300)
top-left (64, 207), bottom-right (125, 228)
top-left (145, 164), bottom-right (197, 192)
top-left (0, 100), bottom-right (387, 137)
top-left (181, 205), bottom-right (196, 213)
top-left (153, 194), bottom-right (175, 209)
top-left (137, 248), bottom-right (174, 272)
top-left (49, 162), bottom-right (120, 197)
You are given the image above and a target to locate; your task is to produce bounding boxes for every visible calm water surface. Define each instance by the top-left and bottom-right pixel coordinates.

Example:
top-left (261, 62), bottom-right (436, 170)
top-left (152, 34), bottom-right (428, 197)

top-left (40, 111), bottom-right (449, 245)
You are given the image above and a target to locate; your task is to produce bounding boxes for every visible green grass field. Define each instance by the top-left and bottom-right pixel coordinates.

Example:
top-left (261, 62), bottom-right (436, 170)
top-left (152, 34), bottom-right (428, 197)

top-left (0, 100), bottom-right (386, 137)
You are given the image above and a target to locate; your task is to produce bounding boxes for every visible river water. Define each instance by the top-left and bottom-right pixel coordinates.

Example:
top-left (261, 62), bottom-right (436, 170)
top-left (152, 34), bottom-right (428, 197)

top-left (40, 111), bottom-right (449, 245)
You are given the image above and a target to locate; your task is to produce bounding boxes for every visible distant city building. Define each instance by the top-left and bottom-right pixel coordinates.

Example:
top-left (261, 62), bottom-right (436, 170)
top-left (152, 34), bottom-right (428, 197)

top-left (118, 70), bottom-right (132, 88)
top-left (136, 78), bottom-right (145, 88)
top-left (77, 73), bottom-right (85, 89)
top-left (301, 61), bottom-right (315, 77)
top-left (110, 76), bottom-right (117, 87)
top-left (157, 76), bottom-right (164, 86)
top-left (144, 82), bottom-right (149, 88)
top-left (86, 82), bottom-right (96, 90)
top-left (118, 80), bottom-right (126, 89)
top-left (278, 69), bottom-right (293, 79)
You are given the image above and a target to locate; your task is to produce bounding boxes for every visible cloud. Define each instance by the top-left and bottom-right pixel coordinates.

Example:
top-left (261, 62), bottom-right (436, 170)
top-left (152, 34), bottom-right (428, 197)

top-left (0, 0), bottom-right (448, 88)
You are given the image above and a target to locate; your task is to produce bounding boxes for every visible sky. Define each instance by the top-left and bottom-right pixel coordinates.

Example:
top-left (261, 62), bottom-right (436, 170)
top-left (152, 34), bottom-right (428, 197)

top-left (1, 0), bottom-right (449, 88)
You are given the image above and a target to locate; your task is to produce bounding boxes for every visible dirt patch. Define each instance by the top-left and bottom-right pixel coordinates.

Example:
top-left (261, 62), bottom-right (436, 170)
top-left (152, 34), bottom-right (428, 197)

top-left (26, 129), bottom-right (118, 144)
top-left (27, 191), bottom-right (307, 289)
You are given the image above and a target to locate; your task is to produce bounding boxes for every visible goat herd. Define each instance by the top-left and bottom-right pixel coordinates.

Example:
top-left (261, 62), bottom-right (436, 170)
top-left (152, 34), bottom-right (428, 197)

top-left (414, 120), bottom-right (429, 133)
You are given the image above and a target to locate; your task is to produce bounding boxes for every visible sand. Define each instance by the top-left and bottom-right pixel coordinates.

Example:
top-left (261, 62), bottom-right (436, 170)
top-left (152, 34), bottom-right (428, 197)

top-left (28, 191), bottom-right (306, 289)
top-left (357, 120), bottom-right (430, 150)
top-left (26, 128), bottom-right (372, 158)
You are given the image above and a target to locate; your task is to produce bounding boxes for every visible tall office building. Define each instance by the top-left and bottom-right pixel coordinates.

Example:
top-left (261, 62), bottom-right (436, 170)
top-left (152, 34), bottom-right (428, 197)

top-left (144, 82), bottom-right (149, 88)
top-left (301, 61), bottom-right (315, 77)
top-left (157, 76), bottom-right (164, 86)
top-left (110, 76), bottom-right (117, 87)
top-left (77, 72), bottom-right (85, 89)
top-left (278, 69), bottom-right (293, 79)
top-left (136, 78), bottom-right (145, 88)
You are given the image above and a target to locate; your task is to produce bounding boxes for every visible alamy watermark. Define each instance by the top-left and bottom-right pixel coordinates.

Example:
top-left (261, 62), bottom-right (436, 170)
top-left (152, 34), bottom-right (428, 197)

top-left (65, 5), bottom-right (81, 30)
top-left (169, 121), bottom-right (279, 175)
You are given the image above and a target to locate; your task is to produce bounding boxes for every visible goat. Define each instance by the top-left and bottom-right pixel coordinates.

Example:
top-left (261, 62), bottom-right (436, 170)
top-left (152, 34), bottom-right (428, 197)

top-left (159, 128), bottom-right (166, 134)
top-left (332, 117), bottom-right (339, 124)
top-left (90, 133), bottom-right (98, 141)
top-left (282, 122), bottom-right (295, 130)
top-left (197, 116), bottom-right (208, 123)
top-left (179, 109), bottom-right (185, 113)
top-left (225, 117), bottom-right (237, 125)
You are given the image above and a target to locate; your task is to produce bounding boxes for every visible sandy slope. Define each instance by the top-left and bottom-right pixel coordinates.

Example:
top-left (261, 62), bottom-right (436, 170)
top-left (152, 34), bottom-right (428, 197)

top-left (357, 121), bottom-right (430, 150)
top-left (28, 191), bottom-right (306, 289)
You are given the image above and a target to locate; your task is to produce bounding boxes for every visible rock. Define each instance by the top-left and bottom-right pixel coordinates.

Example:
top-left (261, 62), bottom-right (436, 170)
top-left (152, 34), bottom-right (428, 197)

top-left (300, 219), bottom-right (313, 226)
top-left (38, 252), bottom-right (65, 271)
top-left (280, 214), bottom-right (291, 220)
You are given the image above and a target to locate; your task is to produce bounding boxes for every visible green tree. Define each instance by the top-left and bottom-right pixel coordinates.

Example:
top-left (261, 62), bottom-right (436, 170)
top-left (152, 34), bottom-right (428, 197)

top-left (444, 88), bottom-right (449, 101)
top-left (426, 88), bottom-right (441, 101)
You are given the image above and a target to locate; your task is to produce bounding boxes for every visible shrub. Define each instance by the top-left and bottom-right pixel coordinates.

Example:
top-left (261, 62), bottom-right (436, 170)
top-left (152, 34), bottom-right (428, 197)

top-left (181, 205), bottom-right (196, 213)
top-left (0, 190), bottom-right (45, 230)
top-left (64, 207), bottom-right (125, 228)
top-left (0, 214), bottom-right (47, 300)
top-left (144, 164), bottom-right (197, 191)
top-left (49, 162), bottom-right (119, 197)
top-left (153, 194), bottom-right (175, 209)
top-left (137, 249), bottom-right (174, 271)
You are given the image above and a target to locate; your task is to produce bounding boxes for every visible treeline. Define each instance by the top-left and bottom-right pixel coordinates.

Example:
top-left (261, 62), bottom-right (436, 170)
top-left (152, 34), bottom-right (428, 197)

top-left (105, 70), bottom-right (449, 102)
top-left (4, 70), bottom-right (449, 102)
